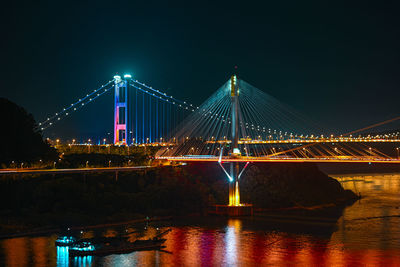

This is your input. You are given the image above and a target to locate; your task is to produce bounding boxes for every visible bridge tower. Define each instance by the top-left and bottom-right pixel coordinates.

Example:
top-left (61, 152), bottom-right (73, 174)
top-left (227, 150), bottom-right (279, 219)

top-left (114, 75), bottom-right (129, 145)
top-left (229, 74), bottom-right (241, 206)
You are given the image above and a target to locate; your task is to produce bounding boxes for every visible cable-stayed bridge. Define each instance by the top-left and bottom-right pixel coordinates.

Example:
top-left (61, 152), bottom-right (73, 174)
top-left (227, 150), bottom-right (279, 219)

top-left (40, 74), bottom-right (400, 207)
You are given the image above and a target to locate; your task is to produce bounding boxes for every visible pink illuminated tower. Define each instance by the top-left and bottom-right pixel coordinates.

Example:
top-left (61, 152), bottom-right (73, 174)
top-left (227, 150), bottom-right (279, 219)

top-left (113, 75), bottom-right (129, 145)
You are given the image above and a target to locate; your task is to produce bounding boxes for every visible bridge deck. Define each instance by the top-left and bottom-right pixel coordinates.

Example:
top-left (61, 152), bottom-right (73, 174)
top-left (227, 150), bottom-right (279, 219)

top-left (158, 157), bottom-right (400, 164)
top-left (0, 166), bottom-right (152, 176)
top-left (206, 138), bottom-right (400, 144)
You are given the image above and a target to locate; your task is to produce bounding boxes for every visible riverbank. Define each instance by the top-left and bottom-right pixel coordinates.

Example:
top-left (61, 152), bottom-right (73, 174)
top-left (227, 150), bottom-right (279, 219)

top-left (0, 201), bottom-right (353, 239)
top-left (0, 163), bottom-right (358, 236)
top-left (0, 216), bottom-right (172, 240)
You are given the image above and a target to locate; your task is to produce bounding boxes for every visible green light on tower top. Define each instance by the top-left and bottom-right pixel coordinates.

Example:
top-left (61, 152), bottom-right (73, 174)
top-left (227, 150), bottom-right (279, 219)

top-left (114, 75), bottom-right (122, 83)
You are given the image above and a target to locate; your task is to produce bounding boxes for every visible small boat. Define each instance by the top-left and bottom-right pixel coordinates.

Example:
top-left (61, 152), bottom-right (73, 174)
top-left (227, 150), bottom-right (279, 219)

top-left (56, 235), bottom-right (129, 247)
top-left (69, 238), bottom-right (166, 257)
top-left (153, 229), bottom-right (172, 239)
top-left (77, 236), bottom-right (127, 244)
top-left (55, 236), bottom-right (77, 246)
top-left (68, 228), bottom-right (171, 256)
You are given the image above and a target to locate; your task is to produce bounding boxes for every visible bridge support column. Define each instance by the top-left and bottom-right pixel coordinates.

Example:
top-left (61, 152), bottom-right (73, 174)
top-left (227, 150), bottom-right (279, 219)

top-left (229, 162), bottom-right (240, 206)
top-left (114, 75), bottom-right (128, 145)
top-left (214, 161), bottom-right (252, 216)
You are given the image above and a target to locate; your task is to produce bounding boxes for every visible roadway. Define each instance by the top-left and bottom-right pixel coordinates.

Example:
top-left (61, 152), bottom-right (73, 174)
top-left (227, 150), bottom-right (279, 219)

top-left (3, 157), bottom-right (400, 176)
top-left (205, 138), bottom-right (400, 144)
top-left (158, 156), bottom-right (400, 164)
top-left (0, 166), bottom-right (153, 176)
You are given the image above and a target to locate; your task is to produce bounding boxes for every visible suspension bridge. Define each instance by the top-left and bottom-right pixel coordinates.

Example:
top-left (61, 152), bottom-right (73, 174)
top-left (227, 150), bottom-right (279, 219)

top-left (40, 73), bottom-right (400, 207)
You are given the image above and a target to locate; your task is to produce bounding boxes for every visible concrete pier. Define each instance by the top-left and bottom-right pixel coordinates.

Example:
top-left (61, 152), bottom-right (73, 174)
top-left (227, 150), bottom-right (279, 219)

top-left (210, 204), bottom-right (253, 216)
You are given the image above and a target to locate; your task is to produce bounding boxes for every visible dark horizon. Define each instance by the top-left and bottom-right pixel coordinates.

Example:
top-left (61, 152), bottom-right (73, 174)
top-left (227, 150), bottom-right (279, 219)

top-left (2, 1), bottom-right (400, 140)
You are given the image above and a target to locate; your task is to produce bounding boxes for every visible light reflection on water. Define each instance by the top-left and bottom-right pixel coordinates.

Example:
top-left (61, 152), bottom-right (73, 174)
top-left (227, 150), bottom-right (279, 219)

top-left (56, 246), bottom-right (69, 267)
top-left (0, 173), bottom-right (399, 266)
top-left (331, 173), bottom-right (400, 251)
top-left (225, 219), bottom-right (240, 266)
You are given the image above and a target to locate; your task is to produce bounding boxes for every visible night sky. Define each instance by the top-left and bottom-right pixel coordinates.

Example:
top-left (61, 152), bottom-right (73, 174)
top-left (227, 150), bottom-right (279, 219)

top-left (2, 1), bottom-right (400, 140)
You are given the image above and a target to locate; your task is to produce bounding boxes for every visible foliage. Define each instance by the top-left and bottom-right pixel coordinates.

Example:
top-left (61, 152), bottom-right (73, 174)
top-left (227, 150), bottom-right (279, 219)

top-left (0, 98), bottom-right (57, 165)
top-left (240, 163), bottom-right (357, 208)
top-left (0, 167), bottom-right (218, 227)
top-left (0, 163), bottom-right (356, 228)
top-left (57, 153), bottom-right (150, 168)
top-left (57, 144), bottom-right (158, 157)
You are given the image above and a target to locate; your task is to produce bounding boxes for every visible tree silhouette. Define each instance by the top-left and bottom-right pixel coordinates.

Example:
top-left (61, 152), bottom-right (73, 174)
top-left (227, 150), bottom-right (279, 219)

top-left (0, 98), bottom-right (57, 165)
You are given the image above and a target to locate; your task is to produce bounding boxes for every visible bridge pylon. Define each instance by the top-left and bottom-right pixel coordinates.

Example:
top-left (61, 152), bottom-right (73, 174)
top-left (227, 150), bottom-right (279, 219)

top-left (114, 75), bottom-right (129, 145)
top-left (227, 74), bottom-right (244, 206)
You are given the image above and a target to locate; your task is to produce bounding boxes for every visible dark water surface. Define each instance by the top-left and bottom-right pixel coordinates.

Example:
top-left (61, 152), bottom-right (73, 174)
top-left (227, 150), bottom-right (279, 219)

top-left (1, 173), bottom-right (399, 266)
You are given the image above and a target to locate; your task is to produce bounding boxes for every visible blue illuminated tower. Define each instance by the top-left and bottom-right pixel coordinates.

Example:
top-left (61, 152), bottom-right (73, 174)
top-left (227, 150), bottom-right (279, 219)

top-left (114, 75), bottom-right (128, 145)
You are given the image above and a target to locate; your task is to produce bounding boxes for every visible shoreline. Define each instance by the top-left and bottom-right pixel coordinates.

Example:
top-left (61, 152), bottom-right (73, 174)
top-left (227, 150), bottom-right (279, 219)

top-left (0, 216), bottom-right (172, 240)
top-left (0, 199), bottom-right (357, 240)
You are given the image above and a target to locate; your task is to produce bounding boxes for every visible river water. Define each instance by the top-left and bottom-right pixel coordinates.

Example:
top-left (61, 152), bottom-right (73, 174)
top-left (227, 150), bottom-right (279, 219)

top-left (0, 173), bottom-right (399, 266)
